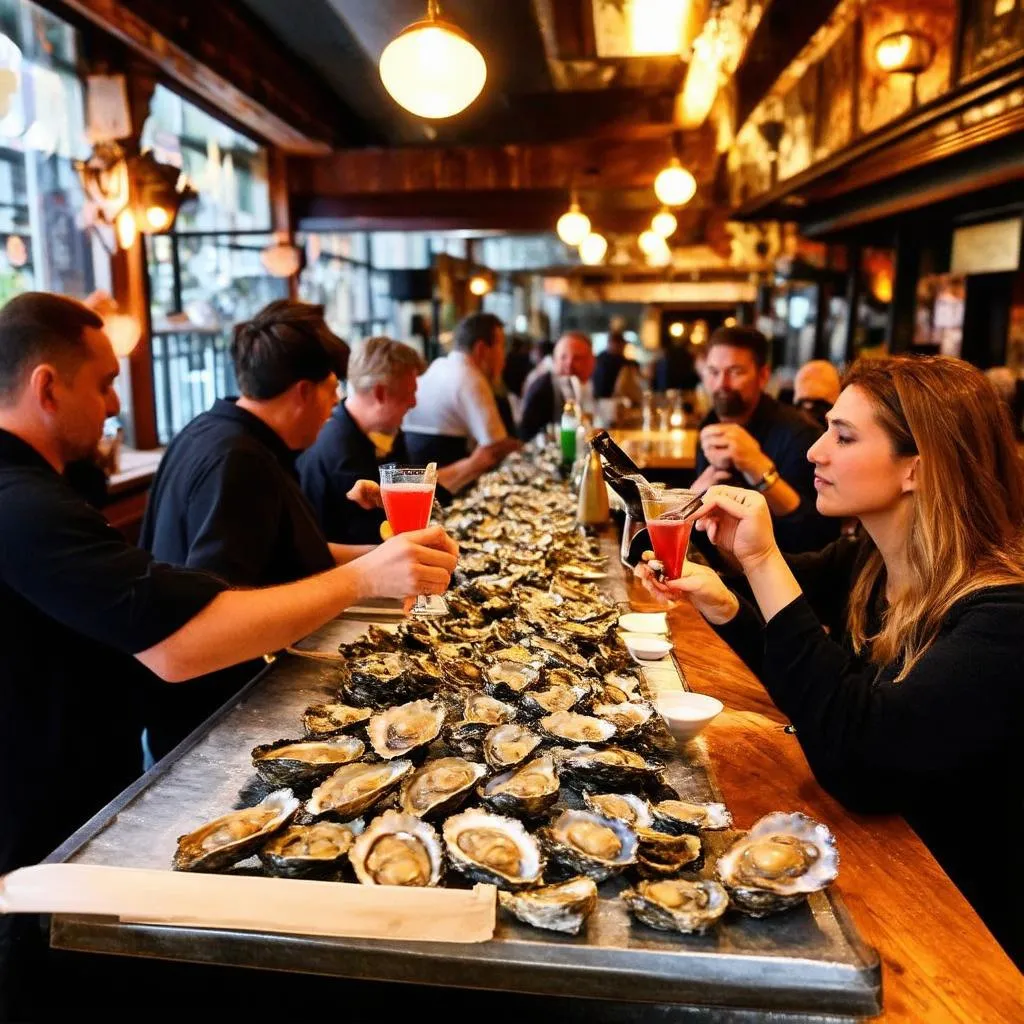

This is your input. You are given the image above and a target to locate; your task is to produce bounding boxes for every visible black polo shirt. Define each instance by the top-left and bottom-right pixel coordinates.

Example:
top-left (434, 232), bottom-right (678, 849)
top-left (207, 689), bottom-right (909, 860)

top-left (297, 401), bottom-right (409, 545)
top-left (696, 394), bottom-right (840, 554)
top-left (0, 429), bottom-right (226, 874)
top-left (139, 399), bottom-right (335, 758)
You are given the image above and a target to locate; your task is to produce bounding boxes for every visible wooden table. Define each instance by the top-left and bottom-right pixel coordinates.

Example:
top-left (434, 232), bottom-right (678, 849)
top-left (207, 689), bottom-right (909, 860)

top-left (627, 581), bottom-right (1023, 1023)
top-left (609, 428), bottom-right (698, 472)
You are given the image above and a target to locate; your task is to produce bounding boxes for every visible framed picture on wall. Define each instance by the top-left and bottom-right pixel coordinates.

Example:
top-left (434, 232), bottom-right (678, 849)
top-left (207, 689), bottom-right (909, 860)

top-left (961, 0), bottom-right (1024, 82)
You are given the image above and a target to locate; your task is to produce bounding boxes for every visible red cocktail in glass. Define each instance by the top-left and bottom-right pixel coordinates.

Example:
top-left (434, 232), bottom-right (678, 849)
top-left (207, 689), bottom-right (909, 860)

top-left (379, 463), bottom-right (438, 611)
top-left (639, 485), bottom-right (698, 580)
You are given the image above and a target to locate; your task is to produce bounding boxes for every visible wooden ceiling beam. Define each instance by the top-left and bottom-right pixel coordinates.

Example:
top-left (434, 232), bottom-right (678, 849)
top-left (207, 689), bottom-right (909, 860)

top-left (46, 0), bottom-right (352, 153)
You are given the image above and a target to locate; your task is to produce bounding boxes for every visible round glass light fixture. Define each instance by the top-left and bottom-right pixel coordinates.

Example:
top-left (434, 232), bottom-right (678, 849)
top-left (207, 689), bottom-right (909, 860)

top-left (557, 201), bottom-right (591, 247)
top-left (85, 291), bottom-right (142, 357)
top-left (145, 205), bottom-right (171, 231)
top-left (261, 233), bottom-right (303, 278)
top-left (468, 274), bottom-right (492, 296)
top-left (638, 229), bottom-right (664, 256)
top-left (646, 238), bottom-right (673, 267)
top-left (654, 157), bottom-right (697, 207)
top-left (652, 208), bottom-right (678, 238)
top-left (668, 321), bottom-right (685, 338)
top-left (578, 231), bottom-right (608, 265)
top-left (379, 1), bottom-right (487, 119)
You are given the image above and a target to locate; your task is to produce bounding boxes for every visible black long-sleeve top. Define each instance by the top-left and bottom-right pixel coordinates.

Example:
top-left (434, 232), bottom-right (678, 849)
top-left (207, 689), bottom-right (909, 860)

top-left (713, 537), bottom-right (1024, 967)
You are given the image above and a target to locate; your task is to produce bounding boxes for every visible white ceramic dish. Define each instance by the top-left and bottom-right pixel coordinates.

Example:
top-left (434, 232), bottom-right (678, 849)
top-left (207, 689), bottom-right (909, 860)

top-left (621, 633), bottom-right (674, 661)
top-left (617, 612), bottom-right (669, 636)
top-left (655, 691), bottom-right (724, 744)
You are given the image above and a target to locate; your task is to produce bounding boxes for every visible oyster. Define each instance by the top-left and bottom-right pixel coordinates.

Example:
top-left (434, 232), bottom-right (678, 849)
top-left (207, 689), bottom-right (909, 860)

top-left (558, 746), bottom-right (664, 793)
top-left (558, 563), bottom-right (608, 581)
top-left (591, 701), bottom-right (654, 739)
top-left (440, 657), bottom-right (486, 690)
top-left (302, 702), bottom-right (372, 738)
top-left (399, 757), bottom-right (488, 819)
top-left (583, 791), bottom-right (653, 829)
top-left (545, 667), bottom-right (593, 690)
top-left (487, 645), bottom-right (542, 669)
top-left (716, 812), bottom-right (840, 917)
top-left (349, 810), bottom-right (444, 887)
top-left (173, 789), bottom-right (299, 872)
top-left (366, 699), bottom-right (445, 759)
top-left (622, 879), bottom-right (729, 934)
top-left (477, 754), bottom-right (559, 818)
top-left (484, 661), bottom-right (541, 701)
top-left (634, 829), bottom-right (703, 878)
top-left (461, 693), bottom-right (516, 730)
top-left (498, 877), bottom-right (598, 935)
top-left (306, 760), bottom-right (414, 820)
top-left (540, 809), bottom-right (638, 882)
top-left (251, 735), bottom-right (365, 788)
top-left (341, 652), bottom-right (441, 707)
top-left (483, 723), bottom-right (542, 771)
top-left (539, 711), bottom-right (617, 745)
top-left (259, 820), bottom-right (363, 878)
top-left (519, 684), bottom-right (588, 718)
top-left (524, 635), bottom-right (589, 671)
top-left (443, 809), bottom-right (545, 890)
top-left (651, 800), bottom-right (733, 835)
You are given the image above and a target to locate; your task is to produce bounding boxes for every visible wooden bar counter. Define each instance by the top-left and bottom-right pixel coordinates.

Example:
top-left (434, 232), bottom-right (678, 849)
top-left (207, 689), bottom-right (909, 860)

top-left (628, 581), bottom-right (1023, 1022)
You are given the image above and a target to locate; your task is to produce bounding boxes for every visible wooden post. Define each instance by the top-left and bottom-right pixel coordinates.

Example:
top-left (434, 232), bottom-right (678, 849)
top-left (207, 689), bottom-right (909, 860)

top-left (269, 148), bottom-right (298, 301)
top-left (888, 231), bottom-right (920, 354)
top-left (844, 245), bottom-right (862, 365)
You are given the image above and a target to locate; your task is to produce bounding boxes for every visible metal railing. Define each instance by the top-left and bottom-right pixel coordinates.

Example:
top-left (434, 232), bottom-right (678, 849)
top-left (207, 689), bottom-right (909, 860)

top-left (151, 327), bottom-right (237, 444)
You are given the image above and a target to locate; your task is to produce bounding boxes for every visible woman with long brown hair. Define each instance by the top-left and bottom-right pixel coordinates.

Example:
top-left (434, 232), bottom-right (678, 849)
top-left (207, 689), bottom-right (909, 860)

top-left (640, 356), bottom-right (1024, 966)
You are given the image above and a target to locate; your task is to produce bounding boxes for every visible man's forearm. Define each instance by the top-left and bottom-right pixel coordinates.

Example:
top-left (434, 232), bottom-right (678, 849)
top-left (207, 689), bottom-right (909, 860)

top-left (437, 455), bottom-right (483, 495)
top-left (137, 564), bottom-right (365, 682)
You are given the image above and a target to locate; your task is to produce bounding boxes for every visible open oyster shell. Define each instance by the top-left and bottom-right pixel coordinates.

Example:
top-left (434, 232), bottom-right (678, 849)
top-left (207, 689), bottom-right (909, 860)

top-left (302, 703), bottom-right (372, 738)
top-left (716, 811), bottom-right (839, 917)
top-left (483, 723), bottom-right (542, 771)
top-left (173, 789), bottom-right (299, 872)
top-left (539, 711), bottom-right (617, 746)
top-left (651, 800), bottom-right (733, 835)
top-left (591, 701), bottom-right (654, 739)
top-left (306, 760), bottom-right (414, 820)
top-left (341, 652), bottom-right (441, 708)
top-left (540, 809), bottom-right (638, 882)
top-left (484, 661), bottom-right (541, 701)
top-left (520, 684), bottom-right (589, 718)
top-left (258, 820), bottom-right (363, 878)
top-left (251, 735), bottom-right (365, 788)
top-left (524, 635), bottom-right (589, 671)
top-left (634, 829), bottom-right (703, 878)
top-left (366, 699), bottom-right (445, 759)
top-left (498, 877), bottom-right (598, 935)
top-left (443, 809), bottom-right (545, 890)
top-left (349, 810), bottom-right (444, 887)
top-left (622, 878), bottom-right (729, 934)
top-left (583, 791), bottom-right (653, 829)
top-left (557, 745), bottom-right (664, 793)
top-left (399, 757), bottom-right (487, 820)
top-left (477, 754), bottom-right (559, 818)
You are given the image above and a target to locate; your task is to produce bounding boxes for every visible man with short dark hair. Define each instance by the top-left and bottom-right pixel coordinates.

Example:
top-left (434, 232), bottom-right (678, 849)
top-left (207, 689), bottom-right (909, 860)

top-left (518, 331), bottom-right (596, 442)
top-left (402, 312), bottom-right (520, 469)
top-left (0, 292), bottom-right (456, 1014)
top-left (693, 325), bottom-right (838, 553)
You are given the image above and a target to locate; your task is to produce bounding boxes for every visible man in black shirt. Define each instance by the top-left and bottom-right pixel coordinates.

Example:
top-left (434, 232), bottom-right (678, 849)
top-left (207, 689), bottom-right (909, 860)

top-left (0, 293), bottom-right (457, 1014)
top-left (692, 326), bottom-right (838, 554)
top-left (518, 331), bottom-right (595, 442)
top-left (298, 336), bottom-right (493, 544)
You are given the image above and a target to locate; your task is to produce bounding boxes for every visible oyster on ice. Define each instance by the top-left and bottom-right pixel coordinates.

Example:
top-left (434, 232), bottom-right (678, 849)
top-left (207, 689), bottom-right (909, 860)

top-left (651, 800), bottom-right (733, 835)
top-left (349, 810), bottom-right (444, 887)
top-left (498, 877), bottom-right (598, 935)
top-left (716, 811), bottom-right (839, 917)
top-left (442, 809), bottom-right (545, 890)
top-left (483, 723), bottom-right (542, 771)
top-left (583, 791), bottom-right (653, 829)
top-left (540, 809), bottom-right (638, 882)
top-left (302, 703), bottom-right (372, 738)
top-left (250, 735), bottom-right (365, 787)
top-left (558, 746), bottom-right (664, 792)
top-left (538, 711), bottom-right (617, 745)
top-left (173, 789), bottom-right (299, 872)
top-left (259, 820), bottom-right (363, 878)
top-left (306, 760), bottom-right (414, 820)
top-left (366, 699), bottom-right (445, 759)
top-left (477, 754), bottom-right (559, 818)
top-left (622, 879), bottom-right (729, 934)
top-left (399, 757), bottom-right (487, 819)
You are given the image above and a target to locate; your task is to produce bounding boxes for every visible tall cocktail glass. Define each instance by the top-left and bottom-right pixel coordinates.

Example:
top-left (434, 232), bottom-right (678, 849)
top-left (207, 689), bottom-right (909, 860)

top-left (379, 463), bottom-right (438, 612)
top-left (639, 483), bottom-right (698, 581)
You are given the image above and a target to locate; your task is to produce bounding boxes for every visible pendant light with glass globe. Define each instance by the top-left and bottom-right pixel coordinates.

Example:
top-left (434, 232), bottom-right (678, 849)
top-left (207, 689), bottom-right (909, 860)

top-left (556, 189), bottom-right (591, 247)
top-left (654, 133), bottom-right (697, 208)
top-left (651, 207), bottom-right (678, 238)
top-left (378, 0), bottom-right (487, 120)
top-left (578, 231), bottom-right (608, 266)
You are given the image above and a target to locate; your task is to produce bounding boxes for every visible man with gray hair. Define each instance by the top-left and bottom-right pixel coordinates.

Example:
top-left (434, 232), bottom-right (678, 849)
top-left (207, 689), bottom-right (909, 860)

top-left (298, 336), bottom-right (497, 543)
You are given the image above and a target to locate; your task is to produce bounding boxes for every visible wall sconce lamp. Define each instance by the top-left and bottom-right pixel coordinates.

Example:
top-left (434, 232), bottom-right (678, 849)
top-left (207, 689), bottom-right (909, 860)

top-left (875, 30), bottom-right (935, 106)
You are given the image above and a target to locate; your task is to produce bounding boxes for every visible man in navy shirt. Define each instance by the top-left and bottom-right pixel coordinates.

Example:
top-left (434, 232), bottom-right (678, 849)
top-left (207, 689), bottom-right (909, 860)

top-left (0, 293), bottom-right (457, 1014)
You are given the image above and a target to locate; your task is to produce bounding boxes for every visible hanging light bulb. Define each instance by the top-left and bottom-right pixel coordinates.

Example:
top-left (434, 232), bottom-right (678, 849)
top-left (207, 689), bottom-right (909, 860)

top-left (652, 208), bottom-right (678, 238)
top-left (645, 237), bottom-right (673, 267)
top-left (638, 229), bottom-right (663, 256)
top-left (114, 207), bottom-right (137, 250)
top-left (261, 232), bottom-right (303, 278)
top-left (468, 274), bottom-right (492, 296)
top-left (654, 157), bottom-right (697, 207)
top-left (557, 196), bottom-right (591, 247)
top-left (379, 0), bottom-right (487, 119)
top-left (578, 231), bottom-right (608, 265)
top-left (84, 291), bottom-right (142, 357)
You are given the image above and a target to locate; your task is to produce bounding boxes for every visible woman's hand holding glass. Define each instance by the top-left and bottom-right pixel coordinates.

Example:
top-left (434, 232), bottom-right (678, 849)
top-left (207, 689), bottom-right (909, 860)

top-left (687, 485), bottom-right (778, 572)
top-left (635, 558), bottom-right (740, 625)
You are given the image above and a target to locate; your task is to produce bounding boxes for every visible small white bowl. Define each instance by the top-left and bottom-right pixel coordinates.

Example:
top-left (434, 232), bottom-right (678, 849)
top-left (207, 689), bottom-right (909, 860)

top-left (618, 612), bottom-right (669, 636)
top-left (655, 691), bottom-right (724, 744)
top-left (621, 633), bottom-right (674, 661)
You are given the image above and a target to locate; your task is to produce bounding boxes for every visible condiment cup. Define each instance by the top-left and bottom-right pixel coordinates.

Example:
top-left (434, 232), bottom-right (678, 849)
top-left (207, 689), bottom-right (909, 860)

top-left (655, 691), bottom-right (724, 744)
top-left (617, 612), bottom-right (669, 635)
top-left (621, 633), bottom-right (673, 661)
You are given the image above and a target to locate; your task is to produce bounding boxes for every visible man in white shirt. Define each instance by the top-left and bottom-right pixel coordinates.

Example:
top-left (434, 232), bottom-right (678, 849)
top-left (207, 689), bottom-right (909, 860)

top-left (403, 313), bottom-right (521, 474)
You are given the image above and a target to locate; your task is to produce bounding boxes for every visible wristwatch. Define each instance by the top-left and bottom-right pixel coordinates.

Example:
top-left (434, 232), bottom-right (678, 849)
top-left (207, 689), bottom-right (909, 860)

top-left (754, 463), bottom-right (780, 493)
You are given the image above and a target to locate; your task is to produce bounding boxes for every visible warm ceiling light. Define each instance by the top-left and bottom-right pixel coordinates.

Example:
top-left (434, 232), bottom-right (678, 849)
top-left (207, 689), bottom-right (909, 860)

top-left (85, 291), bottom-right (142, 357)
top-left (114, 207), bottom-right (137, 250)
top-left (379, 0), bottom-right (486, 119)
top-left (468, 274), bottom-right (492, 296)
top-left (668, 321), bottom-right (685, 338)
top-left (654, 157), bottom-right (697, 207)
top-left (628, 0), bottom-right (691, 56)
top-left (645, 236), bottom-right (673, 267)
top-left (578, 231), bottom-right (608, 265)
top-left (557, 199), bottom-right (591, 247)
top-left (652, 208), bottom-right (678, 238)
top-left (875, 30), bottom-right (934, 74)
top-left (261, 232), bottom-right (303, 278)
top-left (145, 205), bottom-right (171, 230)
top-left (638, 229), bottom-right (663, 256)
